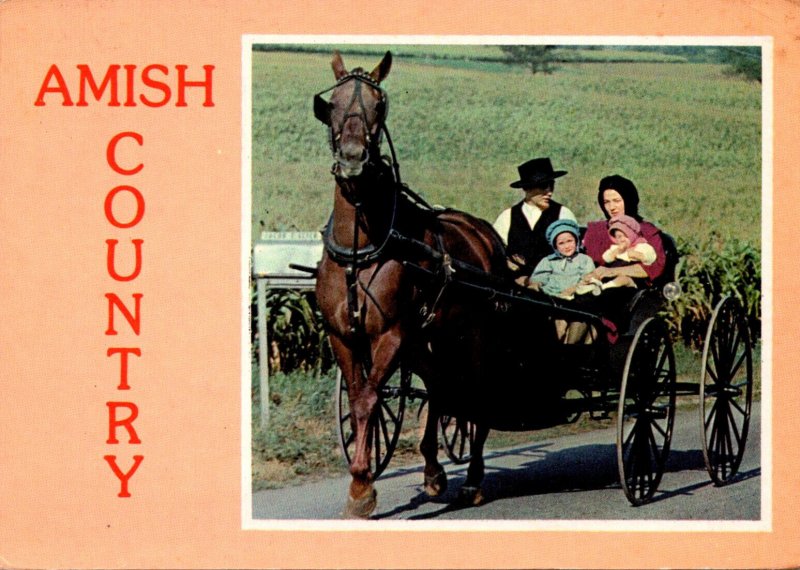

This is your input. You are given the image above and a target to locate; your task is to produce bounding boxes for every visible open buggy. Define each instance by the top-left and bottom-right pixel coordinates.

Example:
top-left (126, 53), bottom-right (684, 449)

top-left (333, 232), bottom-right (753, 506)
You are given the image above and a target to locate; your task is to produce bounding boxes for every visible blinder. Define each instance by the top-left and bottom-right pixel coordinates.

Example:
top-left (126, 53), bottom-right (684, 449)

top-left (313, 93), bottom-right (331, 126)
top-left (312, 73), bottom-right (389, 133)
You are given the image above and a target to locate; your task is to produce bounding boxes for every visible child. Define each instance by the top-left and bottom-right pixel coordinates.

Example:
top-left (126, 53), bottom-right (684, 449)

top-left (528, 219), bottom-right (596, 343)
top-left (528, 219), bottom-right (595, 300)
top-left (599, 214), bottom-right (658, 290)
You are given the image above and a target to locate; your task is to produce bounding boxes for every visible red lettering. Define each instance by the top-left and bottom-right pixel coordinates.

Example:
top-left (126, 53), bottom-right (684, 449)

top-left (103, 131), bottom-right (148, 498)
top-left (77, 64), bottom-right (120, 106)
top-left (140, 64), bottom-right (170, 107)
top-left (104, 455), bottom-right (144, 498)
top-left (176, 64), bottom-right (215, 107)
top-left (105, 293), bottom-right (142, 335)
top-left (106, 239), bottom-right (143, 282)
top-left (35, 64), bottom-right (215, 108)
top-left (104, 185), bottom-right (145, 228)
top-left (107, 348), bottom-right (141, 390)
top-left (123, 65), bottom-right (137, 107)
top-left (106, 132), bottom-right (143, 175)
top-left (34, 64), bottom-right (73, 106)
top-left (106, 401), bottom-right (142, 444)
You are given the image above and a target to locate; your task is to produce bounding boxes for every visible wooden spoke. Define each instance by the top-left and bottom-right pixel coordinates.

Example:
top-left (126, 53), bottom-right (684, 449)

top-left (617, 318), bottom-right (676, 506)
top-left (336, 366), bottom-right (410, 478)
top-left (700, 296), bottom-right (753, 485)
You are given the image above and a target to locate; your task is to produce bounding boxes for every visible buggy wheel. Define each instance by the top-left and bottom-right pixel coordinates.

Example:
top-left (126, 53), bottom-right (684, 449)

top-left (439, 415), bottom-right (474, 464)
top-left (700, 295), bottom-right (753, 485)
top-left (336, 366), bottom-right (409, 479)
top-left (616, 318), bottom-right (677, 506)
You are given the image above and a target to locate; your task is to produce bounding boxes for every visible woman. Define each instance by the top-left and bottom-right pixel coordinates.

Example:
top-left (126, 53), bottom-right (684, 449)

top-left (578, 174), bottom-right (667, 338)
top-left (583, 174), bottom-right (666, 286)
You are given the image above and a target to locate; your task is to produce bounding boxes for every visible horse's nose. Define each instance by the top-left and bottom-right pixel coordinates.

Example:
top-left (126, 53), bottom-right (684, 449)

top-left (340, 140), bottom-right (368, 162)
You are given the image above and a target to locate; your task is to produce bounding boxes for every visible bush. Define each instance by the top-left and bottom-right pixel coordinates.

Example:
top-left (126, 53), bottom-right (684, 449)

top-left (718, 46), bottom-right (762, 83)
top-left (251, 287), bottom-right (335, 374)
top-left (666, 235), bottom-right (761, 347)
top-left (500, 45), bottom-right (558, 74)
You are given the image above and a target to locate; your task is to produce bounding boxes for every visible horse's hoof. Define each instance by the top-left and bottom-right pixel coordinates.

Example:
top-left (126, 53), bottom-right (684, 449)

top-left (343, 487), bottom-right (377, 519)
top-left (424, 469), bottom-right (448, 497)
top-left (457, 485), bottom-right (484, 506)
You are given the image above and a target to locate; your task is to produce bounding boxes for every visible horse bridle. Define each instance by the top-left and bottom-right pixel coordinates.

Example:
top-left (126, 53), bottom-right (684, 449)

top-left (314, 71), bottom-right (404, 268)
top-left (313, 71), bottom-right (399, 377)
top-left (313, 71), bottom-right (398, 183)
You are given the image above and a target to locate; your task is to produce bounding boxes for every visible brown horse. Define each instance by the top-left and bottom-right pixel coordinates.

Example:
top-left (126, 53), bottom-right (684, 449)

top-left (314, 50), bottom-right (509, 518)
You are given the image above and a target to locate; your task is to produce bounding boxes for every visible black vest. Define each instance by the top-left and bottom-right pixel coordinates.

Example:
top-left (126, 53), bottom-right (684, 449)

top-left (507, 200), bottom-right (563, 272)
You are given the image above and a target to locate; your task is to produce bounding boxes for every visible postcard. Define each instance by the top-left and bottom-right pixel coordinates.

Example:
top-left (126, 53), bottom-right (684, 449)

top-left (1, 1), bottom-right (797, 568)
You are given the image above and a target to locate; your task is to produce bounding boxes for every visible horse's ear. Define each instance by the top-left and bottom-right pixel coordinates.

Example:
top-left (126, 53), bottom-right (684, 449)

top-left (331, 50), bottom-right (348, 80)
top-left (370, 51), bottom-right (392, 83)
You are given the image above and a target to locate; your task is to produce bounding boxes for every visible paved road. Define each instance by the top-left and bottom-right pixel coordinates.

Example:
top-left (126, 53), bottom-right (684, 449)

top-left (252, 402), bottom-right (761, 522)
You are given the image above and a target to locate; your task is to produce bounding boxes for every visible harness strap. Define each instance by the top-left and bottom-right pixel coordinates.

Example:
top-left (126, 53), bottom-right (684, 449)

top-left (420, 233), bottom-right (456, 328)
top-left (344, 202), bottom-right (373, 378)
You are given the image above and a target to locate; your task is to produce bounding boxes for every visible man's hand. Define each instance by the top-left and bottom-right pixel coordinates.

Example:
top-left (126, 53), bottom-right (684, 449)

top-left (507, 253), bottom-right (527, 272)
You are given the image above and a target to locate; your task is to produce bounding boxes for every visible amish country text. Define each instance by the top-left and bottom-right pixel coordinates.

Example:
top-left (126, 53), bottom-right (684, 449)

top-left (34, 64), bottom-right (215, 107)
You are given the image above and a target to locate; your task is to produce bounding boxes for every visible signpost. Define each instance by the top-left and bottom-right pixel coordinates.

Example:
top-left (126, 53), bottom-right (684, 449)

top-left (252, 231), bottom-right (323, 428)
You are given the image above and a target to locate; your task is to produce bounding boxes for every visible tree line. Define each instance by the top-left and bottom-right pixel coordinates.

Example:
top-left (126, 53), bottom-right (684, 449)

top-left (503, 45), bottom-right (762, 82)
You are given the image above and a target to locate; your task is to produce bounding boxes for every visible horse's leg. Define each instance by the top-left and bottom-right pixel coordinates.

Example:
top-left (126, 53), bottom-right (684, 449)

top-left (329, 335), bottom-right (377, 518)
top-left (336, 331), bottom-right (402, 519)
top-left (420, 398), bottom-right (447, 497)
top-left (459, 422), bottom-right (490, 506)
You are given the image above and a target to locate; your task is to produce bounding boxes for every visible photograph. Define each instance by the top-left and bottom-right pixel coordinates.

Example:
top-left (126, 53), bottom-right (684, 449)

top-left (246, 39), bottom-right (765, 526)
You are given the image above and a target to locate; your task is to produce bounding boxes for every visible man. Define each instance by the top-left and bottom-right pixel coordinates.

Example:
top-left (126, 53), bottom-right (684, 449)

top-left (493, 157), bottom-right (577, 283)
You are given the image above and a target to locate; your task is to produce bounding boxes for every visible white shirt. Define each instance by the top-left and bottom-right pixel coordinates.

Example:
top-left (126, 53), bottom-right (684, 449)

top-left (493, 201), bottom-right (577, 245)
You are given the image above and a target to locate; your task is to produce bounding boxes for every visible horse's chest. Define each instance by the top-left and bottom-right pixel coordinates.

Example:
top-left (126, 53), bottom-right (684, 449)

top-left (317, 259), bottom-right (407, 336)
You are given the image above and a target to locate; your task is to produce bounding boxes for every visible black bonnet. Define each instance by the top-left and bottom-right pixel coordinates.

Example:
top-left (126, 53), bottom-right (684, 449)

top-left (598, 174), bottom-right (640, 220)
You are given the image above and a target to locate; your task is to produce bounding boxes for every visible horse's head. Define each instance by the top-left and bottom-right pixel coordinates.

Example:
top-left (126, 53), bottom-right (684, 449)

top-left (314, 50), bottom-right (392, 179)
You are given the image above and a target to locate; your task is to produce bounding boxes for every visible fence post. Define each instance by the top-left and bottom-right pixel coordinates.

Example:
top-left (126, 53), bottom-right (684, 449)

top-left (257, 277), bottom-right (270, 429)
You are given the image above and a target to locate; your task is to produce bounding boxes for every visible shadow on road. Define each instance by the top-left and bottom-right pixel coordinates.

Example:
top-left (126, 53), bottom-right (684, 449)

top-left (376, 441), bottom-right (758, 520)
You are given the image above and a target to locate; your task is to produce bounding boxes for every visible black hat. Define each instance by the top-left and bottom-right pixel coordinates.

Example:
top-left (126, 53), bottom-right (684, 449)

top-left (510, 157), bottom-right (567, 189)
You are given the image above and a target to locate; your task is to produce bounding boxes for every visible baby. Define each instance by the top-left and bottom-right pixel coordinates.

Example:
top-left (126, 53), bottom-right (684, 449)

top-left (599, 214), bottom-right (657, 290)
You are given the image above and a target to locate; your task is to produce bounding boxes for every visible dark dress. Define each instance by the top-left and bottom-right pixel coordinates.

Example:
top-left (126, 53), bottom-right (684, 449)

top-left (573, 218), bottom-right (668, 338)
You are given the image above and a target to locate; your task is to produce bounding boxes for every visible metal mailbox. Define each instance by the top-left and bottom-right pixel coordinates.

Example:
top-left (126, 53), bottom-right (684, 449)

top-left (252, 231), bottom-right (323, 288)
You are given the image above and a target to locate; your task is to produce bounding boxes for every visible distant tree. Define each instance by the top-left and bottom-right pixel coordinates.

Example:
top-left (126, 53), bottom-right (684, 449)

top-left (718, 46), bottom-right (762, 82)
top-left (500, 45), bottom-right (558, 74)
